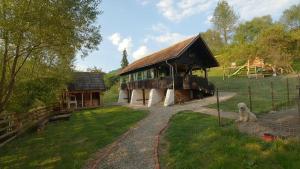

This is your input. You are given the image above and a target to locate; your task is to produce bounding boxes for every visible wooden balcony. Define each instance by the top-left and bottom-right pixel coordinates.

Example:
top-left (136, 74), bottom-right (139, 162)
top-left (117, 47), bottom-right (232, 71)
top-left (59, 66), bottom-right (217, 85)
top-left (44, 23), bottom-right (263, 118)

top-left (120, 75), bottom-right (209, 90)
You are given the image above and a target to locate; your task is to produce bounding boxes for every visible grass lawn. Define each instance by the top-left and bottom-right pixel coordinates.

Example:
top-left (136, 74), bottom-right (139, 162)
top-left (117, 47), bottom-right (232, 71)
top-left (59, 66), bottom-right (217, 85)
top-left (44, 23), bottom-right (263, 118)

top-left (103, 84), bottom-right (119, 104)
top-left (207, 76), bottom-right (300, 114)
top-left (0, 106), bottom-right (147, 169)
top-left (160, 112), bottom-right (300, 169)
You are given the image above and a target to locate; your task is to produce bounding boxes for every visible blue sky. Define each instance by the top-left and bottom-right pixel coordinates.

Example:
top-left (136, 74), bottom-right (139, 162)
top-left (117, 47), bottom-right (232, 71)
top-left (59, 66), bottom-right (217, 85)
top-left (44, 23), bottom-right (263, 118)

top-left (75, 0), bottom-right (300, 72)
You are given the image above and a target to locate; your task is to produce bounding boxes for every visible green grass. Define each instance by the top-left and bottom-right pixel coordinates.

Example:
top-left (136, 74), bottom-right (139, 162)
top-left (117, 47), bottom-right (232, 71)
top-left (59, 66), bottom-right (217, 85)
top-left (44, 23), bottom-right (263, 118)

top-left (292, 59), bottom-right (300, 72)
top-left (103, 83), bottom-right (119, 104)
top-left (0, 106), bottom-right (147, 169)
top-left (207, 76), bottom-right (299, 114)
top-left (160, 112), bottom-right (300, 169)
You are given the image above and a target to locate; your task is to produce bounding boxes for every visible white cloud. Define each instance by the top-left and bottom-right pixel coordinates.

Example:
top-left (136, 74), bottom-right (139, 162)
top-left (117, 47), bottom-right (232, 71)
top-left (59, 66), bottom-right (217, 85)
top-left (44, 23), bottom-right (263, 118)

top-left (156, 0), bottom-right (214, 22)
top-left (227, 0), bottom-right (298, 21)
top-left (146, 23), bottom-right (191, 45)
top-left (109, 33), bottom-right (121, 45)
top-left (151, 23), bottom-right (169, 33)
top-left (117, 37), bottom-right (132, 52)
top-left (132, 45), bottom-right (149, 60)
top-left (152, 32), bottom-right (190, 44)
top-left (156, 0), bottom-right (299, 22)
top-left (205, 15), bottom-right (213, 25)
top-left (108, 33), bottom-right (133, 53)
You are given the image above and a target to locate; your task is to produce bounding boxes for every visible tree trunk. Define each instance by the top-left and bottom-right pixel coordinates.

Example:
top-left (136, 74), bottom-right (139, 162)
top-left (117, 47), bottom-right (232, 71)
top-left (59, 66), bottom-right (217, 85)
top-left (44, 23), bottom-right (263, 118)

top-left (223, 29), bottom-right (228, 44)
top-left (0, 45), bottom-right (21, 112)
top-left (0, 35), bottom-right (8, 102)
top-left (0, 36), bottom-right (10, 113)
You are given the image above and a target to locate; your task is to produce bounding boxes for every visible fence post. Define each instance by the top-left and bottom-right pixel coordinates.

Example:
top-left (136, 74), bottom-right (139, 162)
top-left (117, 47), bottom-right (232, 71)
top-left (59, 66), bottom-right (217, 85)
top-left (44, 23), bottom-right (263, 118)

top-left (298, 86), bottom-right (300, 116)
top-left (142, 89), bottom-right (146, 105)
top-left (216, 88), bottom-right (221, 126)
top-left (222, 66), bottom-right (225, 80)
top-left (248, 86), bottom-right (252, 112)
top-left (286, 78), bottom-right (290, 105)
top-left (271, 82), bottom-right (275, 111)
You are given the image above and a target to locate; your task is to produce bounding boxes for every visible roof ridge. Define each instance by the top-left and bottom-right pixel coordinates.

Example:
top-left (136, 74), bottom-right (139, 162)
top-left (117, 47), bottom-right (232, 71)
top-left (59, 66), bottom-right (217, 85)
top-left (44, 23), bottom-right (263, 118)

top-left (130, 35), bottom-right (195, 65)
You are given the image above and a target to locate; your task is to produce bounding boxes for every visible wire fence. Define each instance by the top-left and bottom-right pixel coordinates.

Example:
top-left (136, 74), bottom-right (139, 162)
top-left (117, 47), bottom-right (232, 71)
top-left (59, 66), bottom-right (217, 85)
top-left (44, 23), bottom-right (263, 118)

top-left (212, 75), bottom-right (300, 138)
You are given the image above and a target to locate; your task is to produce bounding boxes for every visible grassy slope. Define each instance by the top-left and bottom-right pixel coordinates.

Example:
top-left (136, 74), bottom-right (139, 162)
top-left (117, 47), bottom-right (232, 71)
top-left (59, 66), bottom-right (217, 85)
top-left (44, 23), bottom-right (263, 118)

top-left (103, 83), bottom-right (119, 104)
top-left (160, 112), bottom-right (300, 169)
top-left (0, 106), bottom-right (147, 169)
top-left (206, 73), bottom-right (299, 114)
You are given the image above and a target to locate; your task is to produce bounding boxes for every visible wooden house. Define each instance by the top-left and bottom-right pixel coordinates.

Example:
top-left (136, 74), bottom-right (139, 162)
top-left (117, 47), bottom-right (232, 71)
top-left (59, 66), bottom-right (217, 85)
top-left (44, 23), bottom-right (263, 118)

top-left (62, 72), bottom-right (106, 109)
top-left (118, 34), bottom-right (219, 107)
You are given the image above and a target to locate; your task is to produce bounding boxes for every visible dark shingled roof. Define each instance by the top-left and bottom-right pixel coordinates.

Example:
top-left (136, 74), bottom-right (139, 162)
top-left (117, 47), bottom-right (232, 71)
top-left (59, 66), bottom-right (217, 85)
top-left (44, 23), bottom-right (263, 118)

top-left (68, 72), bottom-right (106, 91)
top-left (119, 36), bottom-right (197, 75)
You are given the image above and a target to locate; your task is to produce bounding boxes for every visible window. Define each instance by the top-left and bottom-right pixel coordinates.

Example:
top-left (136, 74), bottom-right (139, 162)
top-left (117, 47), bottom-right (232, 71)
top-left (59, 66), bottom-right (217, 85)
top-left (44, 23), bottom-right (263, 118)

top-left (146, 70), bottom-right (151, 79)
top-left (137, 72), bottom-right (142, 80)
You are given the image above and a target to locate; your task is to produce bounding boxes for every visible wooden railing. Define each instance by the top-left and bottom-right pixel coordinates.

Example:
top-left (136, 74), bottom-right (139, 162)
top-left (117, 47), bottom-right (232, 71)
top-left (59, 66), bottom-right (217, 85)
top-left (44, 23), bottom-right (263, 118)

top-left (0, 103), bottom-right (62, 147)
top-left (121, 75), bottom-right (208, 90)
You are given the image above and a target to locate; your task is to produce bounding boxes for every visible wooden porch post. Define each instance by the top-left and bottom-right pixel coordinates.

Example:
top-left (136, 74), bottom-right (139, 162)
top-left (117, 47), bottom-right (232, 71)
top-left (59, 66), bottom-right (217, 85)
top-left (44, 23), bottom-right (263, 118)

top-left (90, 92), bottom-right (93, 107)
top-left (127, 89), bottom-right (130, 103)
top-left (81, 92), bottom-right (84, 108)
top-left (142, 89), bottom-right (145, 105)
top-left (98, 91), bottom-right (101, 106)
top-left (67, 92), bottom-right (70, 109)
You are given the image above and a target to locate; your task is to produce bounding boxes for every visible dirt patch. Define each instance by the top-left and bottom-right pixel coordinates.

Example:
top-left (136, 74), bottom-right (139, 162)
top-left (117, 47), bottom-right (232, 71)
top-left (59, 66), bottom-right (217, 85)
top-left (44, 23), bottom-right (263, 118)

top-left (237, 108), bottom-right (300, 138)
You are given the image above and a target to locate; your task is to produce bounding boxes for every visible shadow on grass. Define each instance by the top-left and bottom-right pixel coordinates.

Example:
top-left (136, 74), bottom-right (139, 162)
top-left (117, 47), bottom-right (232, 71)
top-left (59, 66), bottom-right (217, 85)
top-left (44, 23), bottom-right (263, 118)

top-left (0, 106), bottom-right (147, 169)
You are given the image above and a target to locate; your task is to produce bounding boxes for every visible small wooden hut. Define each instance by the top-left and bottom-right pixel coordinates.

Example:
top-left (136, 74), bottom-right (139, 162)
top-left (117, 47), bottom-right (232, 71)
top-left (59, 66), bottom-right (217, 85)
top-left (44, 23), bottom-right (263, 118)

top-left (118, 34), bottom-right (219, 107)
top-left (62, 72), bottom-right (106, 109)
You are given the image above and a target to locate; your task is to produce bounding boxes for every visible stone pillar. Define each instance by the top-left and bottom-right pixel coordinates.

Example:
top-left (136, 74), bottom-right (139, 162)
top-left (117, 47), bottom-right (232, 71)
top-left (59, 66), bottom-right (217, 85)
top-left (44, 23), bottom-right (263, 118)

top-left (148, 89), bottom-right (164, 107)
top-left (130, 89), bottom-right (143, 105)
top-left (164, 89), bottom-right (174, 106)
top-left (118, 89), bottom-right (128, 103)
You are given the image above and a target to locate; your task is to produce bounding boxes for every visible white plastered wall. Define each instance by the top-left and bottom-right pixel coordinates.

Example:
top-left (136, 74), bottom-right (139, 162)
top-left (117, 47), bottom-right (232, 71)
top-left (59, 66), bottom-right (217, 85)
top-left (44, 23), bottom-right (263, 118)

top-left (148, 89), bottom-right (164, 107)
top-left (118, 89), bottom-right (128, 103)
top-left (164, 89), bottom-right (174, 106)
top-left (130, 89), bottom-right (150, 105)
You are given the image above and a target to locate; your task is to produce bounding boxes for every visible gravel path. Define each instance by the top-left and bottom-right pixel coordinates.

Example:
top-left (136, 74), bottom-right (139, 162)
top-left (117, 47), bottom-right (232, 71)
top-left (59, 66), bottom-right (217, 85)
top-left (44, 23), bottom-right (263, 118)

top-left (87, 92), bottom-right (236, 169)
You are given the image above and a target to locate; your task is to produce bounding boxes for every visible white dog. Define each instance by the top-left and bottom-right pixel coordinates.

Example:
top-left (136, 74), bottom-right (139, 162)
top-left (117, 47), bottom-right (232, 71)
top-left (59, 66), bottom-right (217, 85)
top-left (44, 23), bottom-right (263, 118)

top-left (236, 102), bottom-right (257, 122)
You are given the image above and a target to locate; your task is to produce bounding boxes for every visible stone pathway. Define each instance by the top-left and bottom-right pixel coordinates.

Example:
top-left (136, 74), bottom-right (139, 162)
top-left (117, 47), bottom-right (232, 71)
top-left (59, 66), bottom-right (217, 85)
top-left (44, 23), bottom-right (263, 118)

top-left (85, 92), bottom-right (236, 169)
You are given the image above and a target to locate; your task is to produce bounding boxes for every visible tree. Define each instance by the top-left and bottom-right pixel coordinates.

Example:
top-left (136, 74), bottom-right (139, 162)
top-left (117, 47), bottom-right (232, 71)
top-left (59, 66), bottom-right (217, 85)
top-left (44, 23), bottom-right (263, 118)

top-left (290, 29), bottom-right (300, 59)
top-left (234, 15), bottom-right (273, 43)
top-left (0, 0), bottom-right (102, 113)
top-left (104, 69), bottom-right (119, 90)
top-left (211, 0), bottom-right (238, 44)
top-left (201, 29), bottom-right (224, 55)
top-left (256, 24), bottom-right (293, 72)
top-left (121, 49), bottom-right (129, 68)
top-left (87, 66), bottom-right (105, 74)
top-left (280, 3), bottom-right (300, 29)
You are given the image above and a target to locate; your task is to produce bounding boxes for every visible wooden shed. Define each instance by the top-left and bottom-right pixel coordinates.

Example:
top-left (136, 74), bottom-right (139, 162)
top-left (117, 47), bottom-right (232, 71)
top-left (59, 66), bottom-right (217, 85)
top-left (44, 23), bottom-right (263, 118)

top-left (62, 72), bottom-right (106, 109)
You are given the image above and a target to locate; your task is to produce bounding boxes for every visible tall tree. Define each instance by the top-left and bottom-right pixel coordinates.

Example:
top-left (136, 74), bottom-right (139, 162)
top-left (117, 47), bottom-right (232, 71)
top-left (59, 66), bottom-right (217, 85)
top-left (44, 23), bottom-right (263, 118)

top-left (201, 29), bottom-right (224, 55)
top-left (0, 0), bottom-right (102, 113)
top-left (121, 49), bottom-right (129, 68)
top-left (256, 24), bottom-right (293, 72)
top-left (280, 3), bottom-right (300, 29)
top-left (211, 0), bottom-right (238, 44)
top-left (234, 15), bottom-right (273, 43)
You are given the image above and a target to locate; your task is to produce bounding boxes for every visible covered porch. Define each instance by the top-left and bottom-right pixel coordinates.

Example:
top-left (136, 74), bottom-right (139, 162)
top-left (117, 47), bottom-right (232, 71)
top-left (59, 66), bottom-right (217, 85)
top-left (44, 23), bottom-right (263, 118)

top-left (63, 90), bottom-right (103, 109)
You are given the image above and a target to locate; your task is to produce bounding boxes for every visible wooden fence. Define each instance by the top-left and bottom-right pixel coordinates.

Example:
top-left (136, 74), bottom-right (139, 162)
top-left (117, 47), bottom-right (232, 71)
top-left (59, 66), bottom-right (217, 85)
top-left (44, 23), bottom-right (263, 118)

top-left (0, 103), bottom-right (62, 147)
